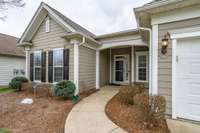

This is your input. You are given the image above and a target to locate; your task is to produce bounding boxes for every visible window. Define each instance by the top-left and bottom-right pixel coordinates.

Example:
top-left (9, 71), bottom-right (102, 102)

top-left (34, 51), bottom-right (41, 81)
top-left (53, 49), bottom-right (63, 82)
top-left (136, 52), bottom-right (148, 82)
top-left (45, 17), bottom-right (50, 33)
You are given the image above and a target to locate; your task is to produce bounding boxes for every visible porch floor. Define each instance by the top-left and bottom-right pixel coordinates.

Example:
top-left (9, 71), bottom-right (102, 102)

top-left (65, 86), bottom-right (126, 133)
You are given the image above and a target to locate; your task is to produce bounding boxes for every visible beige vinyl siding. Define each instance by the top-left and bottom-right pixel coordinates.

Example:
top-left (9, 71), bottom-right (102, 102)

top-left (79, 45), bottom-right (96, 92)
top-left (0, 55), bottom-right (25, 85)
top-left (100, 49), bottom-right (110, 87)
top-left (158, 17), bottom-right (200, 114)
top-left (31, 16), bottom-right (74, 81)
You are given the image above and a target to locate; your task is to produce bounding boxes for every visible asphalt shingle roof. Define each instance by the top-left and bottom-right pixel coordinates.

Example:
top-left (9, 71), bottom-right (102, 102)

top-left (0, 33), bottom-right (25, 57)
top-left (44, 3), bottom-right (96, 38)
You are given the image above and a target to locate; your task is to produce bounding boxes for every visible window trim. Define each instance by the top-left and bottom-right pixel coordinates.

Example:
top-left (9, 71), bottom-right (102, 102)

top-left (135, 51), bottom-right (149, 83)
top-left (45, 16), bottom-right (50, 33)
top-left (53, 48), bottom-right (64, 83)
top-left (33, 50), bottom-right (42, 82)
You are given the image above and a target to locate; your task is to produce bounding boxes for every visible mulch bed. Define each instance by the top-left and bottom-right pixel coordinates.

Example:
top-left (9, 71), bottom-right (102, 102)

top-left (0, 89), bottom-right (97, 133)
top-left (105, 93), bottom-right (170, 133)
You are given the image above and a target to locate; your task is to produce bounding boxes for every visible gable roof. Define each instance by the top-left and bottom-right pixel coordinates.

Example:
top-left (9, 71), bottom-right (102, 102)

top-left (44, 3), bottom-right (95, 38)
top-left (18, 2), bottom-right (95, 44)
top-left (0, 33), bottom-right (25, 57)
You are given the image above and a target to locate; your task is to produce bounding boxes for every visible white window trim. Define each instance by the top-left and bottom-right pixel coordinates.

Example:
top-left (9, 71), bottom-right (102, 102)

top-left (135, 51), bottom-right (149, 83)
top-left (45, 16), bottom-right (50, 33)
top-left (33, 50), bottom-right (42, 82)
top-left (171, 27), bottom-right (200, 120)
top-left (53, 48), bottom-right (64, 83)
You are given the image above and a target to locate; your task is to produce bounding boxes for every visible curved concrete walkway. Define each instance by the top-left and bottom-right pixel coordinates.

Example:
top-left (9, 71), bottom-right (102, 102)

top-left (65, 86), bottom-right (126, 133)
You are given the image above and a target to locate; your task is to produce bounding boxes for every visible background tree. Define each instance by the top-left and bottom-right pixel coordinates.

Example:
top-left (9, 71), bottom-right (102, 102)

top-left (0, 0), bottom-right (25, 20)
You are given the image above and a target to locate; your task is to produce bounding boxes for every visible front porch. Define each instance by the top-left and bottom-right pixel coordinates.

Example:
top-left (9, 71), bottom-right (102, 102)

top-left (99, 46), bottom-right (149, 88)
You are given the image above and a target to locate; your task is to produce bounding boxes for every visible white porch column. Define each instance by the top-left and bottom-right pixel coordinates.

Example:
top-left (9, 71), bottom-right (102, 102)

top-left (96, 49), bottom-right (100, 89)
top-left (46, 51), bottom-right (49, 82)
top-left (24, 46), bottom-right (31, 79)
top-left (73, 41), bottom-right (79, 95)
top-left (25, 50), bottom-right (30, 78)
top-left (131, 46), bottom-right (135, 83)
top-left (109, 48), bottom-right (112, 84)
top-left (151, 24), bottom-right (158, 95)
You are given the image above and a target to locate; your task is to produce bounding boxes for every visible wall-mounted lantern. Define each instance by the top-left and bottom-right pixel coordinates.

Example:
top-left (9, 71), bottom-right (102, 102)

top-left (161, 32), bottom-right (171, 55)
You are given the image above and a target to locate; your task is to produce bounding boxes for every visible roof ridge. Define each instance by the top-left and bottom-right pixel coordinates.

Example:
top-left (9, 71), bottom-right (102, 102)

top-left (43, 2), bottom-right (96, 37)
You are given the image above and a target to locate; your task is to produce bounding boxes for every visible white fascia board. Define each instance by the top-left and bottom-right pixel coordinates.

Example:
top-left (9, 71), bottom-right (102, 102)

top-left (19, 4), bottom-right (45, 44)
top-left (43, 5), bottom-right (76, 32)
top-left (151, 5), bottom-right (200, 25)
top-left (135, 0), bottom-right (181, 12)
top-left (99, 40), bottom-right (147, 50)
top-left (19, 3), bottom-right (76, 44)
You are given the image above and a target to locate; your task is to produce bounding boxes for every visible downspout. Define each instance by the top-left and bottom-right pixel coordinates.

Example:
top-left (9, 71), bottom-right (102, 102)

top-left (138, 27), bottom-right (152, 95)
top-left (79, 36), bottom-right (86, 46)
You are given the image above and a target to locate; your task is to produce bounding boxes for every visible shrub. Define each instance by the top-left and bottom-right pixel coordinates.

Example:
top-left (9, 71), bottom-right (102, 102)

top-left (9, 76), bottom-right (28, 91)
top-left (54, 80), bottom-right (76, 99)
top-left (118, 84), bottom-right (146, 105)
top-left (133, 92), bottom-right (166, 129)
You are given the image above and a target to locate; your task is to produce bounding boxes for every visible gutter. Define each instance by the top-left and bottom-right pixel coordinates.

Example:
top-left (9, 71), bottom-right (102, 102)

top-left (134, 0), bottom-right (183, 12)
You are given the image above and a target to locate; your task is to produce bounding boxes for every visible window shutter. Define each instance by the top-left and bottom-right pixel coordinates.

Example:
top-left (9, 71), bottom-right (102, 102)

top-left (48, 51), bottom-right (53, 83)
top-left (30, 53), bottom-right (34, 81)
top-left (63, 49), bottom-right (70, 80)
top-left (41, 51), bottom-right (46, 82)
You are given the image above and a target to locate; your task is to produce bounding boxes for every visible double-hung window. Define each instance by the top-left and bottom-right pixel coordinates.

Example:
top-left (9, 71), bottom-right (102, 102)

top-left (53, 49), bottom-right (63, 82)
top-left (34, 51), bottom-right (42, 81)
top-left (136, 52), bottom-right (148, 82)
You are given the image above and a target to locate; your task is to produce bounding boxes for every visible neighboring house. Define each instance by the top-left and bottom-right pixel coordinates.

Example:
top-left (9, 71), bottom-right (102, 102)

top-left (0, 33), bottom-right (25, 86)
top-left (18, 0), bottom-right (200, 122)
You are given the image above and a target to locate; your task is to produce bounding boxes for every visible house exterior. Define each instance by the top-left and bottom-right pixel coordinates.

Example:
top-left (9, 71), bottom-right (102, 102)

top-left (18, 0), bottom-right (200, 122)
top-left (0, 33), bottom-right (25, 86)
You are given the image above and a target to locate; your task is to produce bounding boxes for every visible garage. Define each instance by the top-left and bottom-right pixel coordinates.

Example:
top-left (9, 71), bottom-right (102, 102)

top-left (176, 37), bottom-right (200, 121)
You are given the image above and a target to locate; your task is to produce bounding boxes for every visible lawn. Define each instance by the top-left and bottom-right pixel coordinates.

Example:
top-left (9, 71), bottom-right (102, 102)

top-left (0, 128), bottom-right (11, 133)
top-left (0, 88), bottom-right (15, 94)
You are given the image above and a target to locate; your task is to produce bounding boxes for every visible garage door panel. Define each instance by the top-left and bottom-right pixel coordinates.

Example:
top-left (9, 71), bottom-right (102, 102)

top-left (177, 37), bottom-right (200, 121)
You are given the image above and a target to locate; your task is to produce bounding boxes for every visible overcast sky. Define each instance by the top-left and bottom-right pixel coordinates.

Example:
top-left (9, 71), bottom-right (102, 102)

top-left (0, 0), bottom-right (152, 38)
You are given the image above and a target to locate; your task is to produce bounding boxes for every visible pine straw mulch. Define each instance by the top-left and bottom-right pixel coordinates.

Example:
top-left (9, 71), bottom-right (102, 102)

top-left (105, 92), bottom-right (170, 133)
top-left (0, 89), bottom-right (97, 133)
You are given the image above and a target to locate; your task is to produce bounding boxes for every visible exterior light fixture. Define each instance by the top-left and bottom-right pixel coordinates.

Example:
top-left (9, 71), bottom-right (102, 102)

top-left (161, 32), bottom-right (170, 54)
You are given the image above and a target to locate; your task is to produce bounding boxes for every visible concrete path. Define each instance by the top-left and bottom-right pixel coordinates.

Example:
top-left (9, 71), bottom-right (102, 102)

top-left (167, 119), bottom-right (200, 133)
top-left (65, 86), bottom-right (126, 133)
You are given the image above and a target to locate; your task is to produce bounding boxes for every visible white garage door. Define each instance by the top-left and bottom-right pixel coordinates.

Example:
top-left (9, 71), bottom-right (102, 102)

top-left (177, 37), bottom-right (200, 121)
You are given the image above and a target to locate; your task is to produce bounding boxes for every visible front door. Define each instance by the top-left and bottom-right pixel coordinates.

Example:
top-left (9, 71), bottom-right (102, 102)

top-left (114, 55), bottom-right (129, 84)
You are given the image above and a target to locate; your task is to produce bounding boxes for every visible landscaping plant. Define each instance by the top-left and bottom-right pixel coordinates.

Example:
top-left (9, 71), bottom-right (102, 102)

top-left (118, 84), bottom-right (146, 105)
top-left (9, 76), bottom-right (28, 91)
top-left (134, 92), bottom-right (166, 129)
top-left (54, 80), bottom-right (76, 99)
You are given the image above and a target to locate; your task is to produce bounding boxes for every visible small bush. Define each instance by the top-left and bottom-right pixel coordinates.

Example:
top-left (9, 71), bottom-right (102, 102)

top-left (54, 80), bottom-right (76, 99)
top-left (118, 84), bottom-right (146, 105)
top-left (9, 76), bottom-right (28, 91)
top-left (134, 92), bottom-right (166, 129)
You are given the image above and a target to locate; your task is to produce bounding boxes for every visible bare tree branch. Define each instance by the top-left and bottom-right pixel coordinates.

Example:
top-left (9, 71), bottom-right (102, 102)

top-left (0, 0), bottom-right (25, 20)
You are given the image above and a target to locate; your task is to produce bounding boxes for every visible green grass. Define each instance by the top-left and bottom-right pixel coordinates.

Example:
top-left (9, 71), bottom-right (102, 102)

top-left (0, 87), bottom-right (15, 94)
top-left (0, 128), bottom-right (11, 133)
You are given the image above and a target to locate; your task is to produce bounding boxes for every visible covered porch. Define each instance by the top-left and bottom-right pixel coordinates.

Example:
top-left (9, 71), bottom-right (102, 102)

top-left (95, 29), bottom-right (149, 88)
top-left (99, 46), bottom-right (149, 87)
